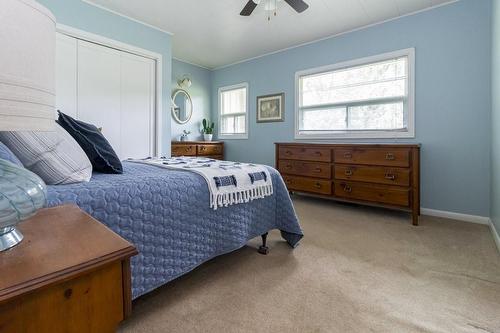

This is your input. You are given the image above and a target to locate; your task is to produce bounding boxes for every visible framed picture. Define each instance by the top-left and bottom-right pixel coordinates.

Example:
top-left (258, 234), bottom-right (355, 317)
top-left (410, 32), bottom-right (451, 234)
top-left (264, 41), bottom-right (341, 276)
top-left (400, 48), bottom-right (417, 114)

top-left (256, 93), bottom-right (285, 123)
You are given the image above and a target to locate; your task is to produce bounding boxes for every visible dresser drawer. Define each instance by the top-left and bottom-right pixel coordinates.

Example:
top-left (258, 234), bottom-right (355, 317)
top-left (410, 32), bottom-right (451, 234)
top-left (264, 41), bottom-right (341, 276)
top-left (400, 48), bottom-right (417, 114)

top-left (279, 146), bottom-right (331, 162)
top-left (335, 148), bottom-right (410, 167)
top-left (198, 144), bottom-right (223, 155)
top-left (283, 175), bottom-right (332, 195)
top-left (335, 165), bottom-right (410, 186)
top-left (279, 160), bottom-right (331, 179)
top-left (172, 144), bottom-right (196, 156)
top-left (335, 182), bottom-right (410, 207)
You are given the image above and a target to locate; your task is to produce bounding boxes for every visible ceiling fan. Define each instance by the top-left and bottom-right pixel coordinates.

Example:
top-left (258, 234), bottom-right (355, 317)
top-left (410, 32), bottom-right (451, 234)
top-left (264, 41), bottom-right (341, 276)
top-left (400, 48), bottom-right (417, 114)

top-left (240, 0), bottom-right (309, 17)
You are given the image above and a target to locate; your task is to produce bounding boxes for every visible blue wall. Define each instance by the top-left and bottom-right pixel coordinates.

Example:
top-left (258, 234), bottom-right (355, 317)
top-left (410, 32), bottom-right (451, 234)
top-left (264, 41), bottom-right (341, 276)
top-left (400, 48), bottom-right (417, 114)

top-left (211, 0), bottom-right (492, 217)
top-left (492, 0), bottom-right (500, 234)
top-left (38, 0), bottom-right (173, 156)
top-left (171, 60), bottom-right (212, 141)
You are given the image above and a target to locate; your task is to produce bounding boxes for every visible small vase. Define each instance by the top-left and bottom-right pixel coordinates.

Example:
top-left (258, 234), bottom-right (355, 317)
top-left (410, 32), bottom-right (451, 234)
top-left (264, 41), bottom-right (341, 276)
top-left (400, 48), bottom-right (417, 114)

top-left (203, 134), bottom-right (213, 142)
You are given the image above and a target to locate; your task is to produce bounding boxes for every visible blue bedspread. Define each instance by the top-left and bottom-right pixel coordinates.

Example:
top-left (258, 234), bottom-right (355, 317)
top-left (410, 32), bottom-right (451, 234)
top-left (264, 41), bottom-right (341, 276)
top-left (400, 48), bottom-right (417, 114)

top-left (47, 162), bottom-right (303, 298)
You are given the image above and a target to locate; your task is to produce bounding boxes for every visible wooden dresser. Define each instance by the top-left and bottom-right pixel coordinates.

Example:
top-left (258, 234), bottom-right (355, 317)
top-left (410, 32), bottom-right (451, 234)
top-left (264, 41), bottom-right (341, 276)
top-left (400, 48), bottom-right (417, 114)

top-left (0, 205), bottom-right (138, 333)
top-left (172, 141), bottom-right (224, 160)
top-left (276, 143), bottom-right (421, 225)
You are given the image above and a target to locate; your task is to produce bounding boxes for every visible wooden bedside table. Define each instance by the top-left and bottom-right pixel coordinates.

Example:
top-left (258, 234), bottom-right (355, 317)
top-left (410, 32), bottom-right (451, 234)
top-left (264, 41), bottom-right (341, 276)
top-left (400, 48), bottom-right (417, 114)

top-left (0, 205), bottom-right (138, 333)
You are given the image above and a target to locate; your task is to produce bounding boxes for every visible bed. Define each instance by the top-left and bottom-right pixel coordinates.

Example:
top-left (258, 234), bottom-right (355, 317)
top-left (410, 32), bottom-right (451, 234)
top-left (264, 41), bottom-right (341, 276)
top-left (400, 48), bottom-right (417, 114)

top-left (47, 161), bottom-right (303, 299)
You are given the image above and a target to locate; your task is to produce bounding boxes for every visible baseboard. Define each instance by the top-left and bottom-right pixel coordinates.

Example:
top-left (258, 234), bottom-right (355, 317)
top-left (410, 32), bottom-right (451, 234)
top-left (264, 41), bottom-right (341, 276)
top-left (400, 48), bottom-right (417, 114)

top-left (420, 208), bottom-right (490, 225)
top-left (489, 219), bottom-right (500, 254)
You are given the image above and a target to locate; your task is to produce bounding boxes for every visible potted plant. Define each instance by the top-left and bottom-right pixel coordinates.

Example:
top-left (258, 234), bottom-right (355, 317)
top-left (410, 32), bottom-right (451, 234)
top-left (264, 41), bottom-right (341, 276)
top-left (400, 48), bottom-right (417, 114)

top-left (202, 119), bottom-right (215, 142)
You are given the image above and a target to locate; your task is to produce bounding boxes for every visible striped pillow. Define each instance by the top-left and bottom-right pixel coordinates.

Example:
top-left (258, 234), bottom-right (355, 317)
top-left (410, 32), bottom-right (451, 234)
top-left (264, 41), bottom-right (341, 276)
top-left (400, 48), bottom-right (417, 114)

top-left (0, 124), bottom-right (92, 185)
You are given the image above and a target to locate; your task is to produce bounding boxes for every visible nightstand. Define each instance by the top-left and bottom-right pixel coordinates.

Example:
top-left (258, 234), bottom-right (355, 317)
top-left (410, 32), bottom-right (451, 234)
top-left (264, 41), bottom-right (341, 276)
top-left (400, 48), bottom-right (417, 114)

top-left (0, 205), bottom-right (138, 333)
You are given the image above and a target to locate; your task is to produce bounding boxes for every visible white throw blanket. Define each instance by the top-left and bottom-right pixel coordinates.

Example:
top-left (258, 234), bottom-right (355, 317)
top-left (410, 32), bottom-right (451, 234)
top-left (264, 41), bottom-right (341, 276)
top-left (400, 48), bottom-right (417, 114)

top-left (129, 157), bottom-right (273, 210)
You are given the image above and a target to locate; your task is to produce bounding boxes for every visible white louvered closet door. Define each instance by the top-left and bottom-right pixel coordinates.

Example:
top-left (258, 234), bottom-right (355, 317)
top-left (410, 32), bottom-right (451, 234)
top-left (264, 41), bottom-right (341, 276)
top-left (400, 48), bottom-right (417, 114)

top-left (55, 33), bottom-right (156, 160)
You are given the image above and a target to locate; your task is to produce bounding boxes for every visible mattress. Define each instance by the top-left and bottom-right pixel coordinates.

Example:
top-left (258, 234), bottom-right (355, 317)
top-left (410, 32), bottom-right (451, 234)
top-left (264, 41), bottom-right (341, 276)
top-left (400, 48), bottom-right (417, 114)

top-left (47, 162), bottom-right (303, 298)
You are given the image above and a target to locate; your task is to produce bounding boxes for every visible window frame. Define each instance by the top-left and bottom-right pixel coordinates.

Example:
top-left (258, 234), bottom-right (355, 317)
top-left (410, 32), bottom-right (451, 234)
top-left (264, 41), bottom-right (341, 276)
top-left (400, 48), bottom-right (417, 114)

top-left (294, 48), bottom-right (415, 140)
top-left (218, 82), bottom-right (249, 140)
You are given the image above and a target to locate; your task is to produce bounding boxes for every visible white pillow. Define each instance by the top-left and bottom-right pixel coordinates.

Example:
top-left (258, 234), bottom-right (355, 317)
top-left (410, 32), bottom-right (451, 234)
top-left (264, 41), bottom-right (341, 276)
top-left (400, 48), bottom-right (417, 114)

top-left (0, 123), bottom-right (92, 185)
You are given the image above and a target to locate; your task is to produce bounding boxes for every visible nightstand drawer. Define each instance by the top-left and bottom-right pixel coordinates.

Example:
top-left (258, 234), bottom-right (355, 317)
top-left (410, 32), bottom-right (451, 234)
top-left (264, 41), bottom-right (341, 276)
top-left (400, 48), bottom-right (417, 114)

top-left (283, 175), bottom-right (332, 195)
top-left (335, 181), bottom-right (410, 207)
top-left (172, 145), bottom-right (196, 156)
top-left (279, 146), bottom-right (331, 162)
top-left (335, 148), bottom-right (410, 167)
top-left (335, 165), bottom-right (410, 186)
top-left (279, 160), bottom-right (331, 179)
top-left (198, 144), bottom-right (223, 155)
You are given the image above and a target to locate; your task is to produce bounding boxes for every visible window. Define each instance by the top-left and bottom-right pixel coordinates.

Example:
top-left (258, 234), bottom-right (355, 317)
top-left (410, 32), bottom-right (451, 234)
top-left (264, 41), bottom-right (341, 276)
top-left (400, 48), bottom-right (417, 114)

top-left (295, 49), bottom-right (415, 139)
top-left (218, 83), bottom-right (249, 139)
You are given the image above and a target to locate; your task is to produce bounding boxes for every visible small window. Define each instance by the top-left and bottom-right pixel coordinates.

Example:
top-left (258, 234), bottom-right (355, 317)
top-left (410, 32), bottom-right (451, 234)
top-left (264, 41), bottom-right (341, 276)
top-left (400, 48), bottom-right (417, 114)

top-left (295, 49), bottom-right (415, 139)
top-left (218, 83), bottom-right (249, 139)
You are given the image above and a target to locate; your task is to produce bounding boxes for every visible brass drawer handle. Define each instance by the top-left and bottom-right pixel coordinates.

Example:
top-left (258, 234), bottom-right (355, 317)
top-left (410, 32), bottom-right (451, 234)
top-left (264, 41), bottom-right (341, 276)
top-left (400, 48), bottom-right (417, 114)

top-left (201, 147), bottom-right (206, 151)
top-left (344, 152), bottom-right (352, 159)
top-left (314, 182), bottom-right (322, 189)
top-left (345, 169), bottom-right (353, 176)
top-left (385, 173), bottom-right (396, 180)
top-left (343, 185), bottom-right (352, 193)
top-left (386, 153), bottom-right (395, 160)
top-left (314, 168), bottom-right (322, 173)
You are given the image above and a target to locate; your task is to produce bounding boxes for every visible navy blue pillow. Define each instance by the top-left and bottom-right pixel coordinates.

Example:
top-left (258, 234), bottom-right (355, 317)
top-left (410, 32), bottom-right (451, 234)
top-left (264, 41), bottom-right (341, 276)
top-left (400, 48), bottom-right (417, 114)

top-left (56, 111), bottom-right (123, 174)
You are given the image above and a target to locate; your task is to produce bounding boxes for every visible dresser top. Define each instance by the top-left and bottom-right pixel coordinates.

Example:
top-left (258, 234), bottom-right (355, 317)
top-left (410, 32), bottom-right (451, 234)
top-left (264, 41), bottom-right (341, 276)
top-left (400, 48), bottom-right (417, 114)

top-left (172, 141), bottom-right (224, 144)
top-left (275, 142), bottom-right (421, 148)
top-left (0, 205), bottom-right (137, 302)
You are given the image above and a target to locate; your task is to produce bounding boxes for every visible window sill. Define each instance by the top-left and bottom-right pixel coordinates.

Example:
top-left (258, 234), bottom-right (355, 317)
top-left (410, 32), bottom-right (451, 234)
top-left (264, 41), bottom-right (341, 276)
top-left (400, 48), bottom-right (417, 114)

top-left (218, 134), bottom-right (248, 140)
top-left (295, 130), bottom-right (415, 140)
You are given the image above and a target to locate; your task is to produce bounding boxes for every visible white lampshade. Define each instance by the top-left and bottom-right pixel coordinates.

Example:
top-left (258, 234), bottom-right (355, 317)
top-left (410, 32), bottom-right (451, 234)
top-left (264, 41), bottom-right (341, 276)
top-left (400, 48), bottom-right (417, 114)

top-left (0, 0), bottom-right (56, 131)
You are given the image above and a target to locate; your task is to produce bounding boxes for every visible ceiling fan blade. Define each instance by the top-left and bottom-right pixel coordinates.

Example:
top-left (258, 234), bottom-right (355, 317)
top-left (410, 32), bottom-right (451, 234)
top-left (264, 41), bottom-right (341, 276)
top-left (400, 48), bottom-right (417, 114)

top-left (240, 0), bottom-right (258, 16)
top-left (284, 0), bottom-right (309, 13)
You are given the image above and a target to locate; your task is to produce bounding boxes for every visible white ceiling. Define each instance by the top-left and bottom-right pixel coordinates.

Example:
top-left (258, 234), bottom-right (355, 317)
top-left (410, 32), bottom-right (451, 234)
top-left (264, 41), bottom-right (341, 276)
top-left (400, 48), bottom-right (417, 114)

top-left (84, 0), bottom-right (457, 69)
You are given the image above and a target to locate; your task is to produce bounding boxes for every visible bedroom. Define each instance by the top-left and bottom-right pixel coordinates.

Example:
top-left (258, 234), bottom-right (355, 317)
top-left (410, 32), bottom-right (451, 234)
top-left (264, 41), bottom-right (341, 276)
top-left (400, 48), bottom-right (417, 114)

top-left (0, 0), bottom-right (499, 332)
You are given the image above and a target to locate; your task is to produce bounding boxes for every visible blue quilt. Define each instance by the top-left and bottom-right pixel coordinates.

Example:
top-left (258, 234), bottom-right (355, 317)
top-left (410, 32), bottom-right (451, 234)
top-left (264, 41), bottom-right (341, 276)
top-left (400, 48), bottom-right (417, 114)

top-left (47, 162), bottom-right (303, 298)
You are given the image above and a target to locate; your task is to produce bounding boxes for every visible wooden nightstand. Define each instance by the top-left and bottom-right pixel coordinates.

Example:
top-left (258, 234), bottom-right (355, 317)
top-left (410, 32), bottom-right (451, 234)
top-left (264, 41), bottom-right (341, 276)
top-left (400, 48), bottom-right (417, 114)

top-left (0, 205), bottom-right (138, 333)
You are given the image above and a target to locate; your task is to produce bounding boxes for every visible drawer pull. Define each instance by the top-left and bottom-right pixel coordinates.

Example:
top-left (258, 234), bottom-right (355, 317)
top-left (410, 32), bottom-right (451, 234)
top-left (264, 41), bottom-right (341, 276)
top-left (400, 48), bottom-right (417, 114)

top-left (385, 153), bottom-right (395, 160)
top-left (285, 150), bottom-right (292, 155)
top-left (314, 183), bottom-right (322, 189)
top-left (201, 147), bottom-right (206, 151)
top-left (314, 168), bottom-right (322, 173)
top-left (385, 173), bottom-right (396, 181)
top-left (187, 147), bottom-right (192, 151)
top-left (344, 152), bottom-right (352, 159)
top-left (344, 169), bottom-right (353, 176)
top-left (314, 151), bottom-right (322, 156)
top-left (343, 185), bottom-right (352, 193)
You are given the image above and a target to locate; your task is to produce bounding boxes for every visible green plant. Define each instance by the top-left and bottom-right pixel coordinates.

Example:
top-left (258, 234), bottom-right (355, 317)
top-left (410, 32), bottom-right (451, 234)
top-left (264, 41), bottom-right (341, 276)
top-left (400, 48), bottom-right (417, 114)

top-left (202, 119), bottom-right (215, 134)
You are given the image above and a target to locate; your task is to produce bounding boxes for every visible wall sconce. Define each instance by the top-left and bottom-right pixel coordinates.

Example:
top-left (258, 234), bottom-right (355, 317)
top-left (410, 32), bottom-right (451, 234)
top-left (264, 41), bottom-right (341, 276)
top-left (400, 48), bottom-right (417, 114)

top-left (177, 75), bottom-right (192, 89)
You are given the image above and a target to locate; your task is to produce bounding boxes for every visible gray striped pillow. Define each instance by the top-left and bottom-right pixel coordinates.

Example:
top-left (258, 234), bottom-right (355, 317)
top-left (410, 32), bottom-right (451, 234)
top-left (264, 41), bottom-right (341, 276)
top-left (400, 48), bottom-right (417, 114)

top-left (0, 124), bottom-right (92, 185)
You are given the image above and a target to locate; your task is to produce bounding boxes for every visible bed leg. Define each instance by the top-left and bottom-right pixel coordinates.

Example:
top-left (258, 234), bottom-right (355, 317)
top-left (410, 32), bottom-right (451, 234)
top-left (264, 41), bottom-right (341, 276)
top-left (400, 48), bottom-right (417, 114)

top-left (258, 233), bottom-right (269, 255)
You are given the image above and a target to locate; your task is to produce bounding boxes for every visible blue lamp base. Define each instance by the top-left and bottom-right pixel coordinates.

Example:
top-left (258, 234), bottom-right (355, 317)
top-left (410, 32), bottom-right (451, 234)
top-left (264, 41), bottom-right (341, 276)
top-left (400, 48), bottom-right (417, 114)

top-left (0, 227), bottom-right (23, 251)
top-left (0, 159), bottom-right (47, 252)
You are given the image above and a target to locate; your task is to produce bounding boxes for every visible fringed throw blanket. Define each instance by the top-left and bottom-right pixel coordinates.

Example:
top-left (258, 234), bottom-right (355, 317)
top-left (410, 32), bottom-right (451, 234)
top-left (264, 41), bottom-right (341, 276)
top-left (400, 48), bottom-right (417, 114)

top-left (129, 157), bottom-right (273, 210)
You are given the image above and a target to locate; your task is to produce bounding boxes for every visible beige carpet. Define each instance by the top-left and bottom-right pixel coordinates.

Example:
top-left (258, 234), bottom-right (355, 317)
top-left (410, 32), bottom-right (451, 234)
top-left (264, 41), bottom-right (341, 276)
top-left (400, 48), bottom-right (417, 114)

top-left (119, 196), bottom-right (500, 333)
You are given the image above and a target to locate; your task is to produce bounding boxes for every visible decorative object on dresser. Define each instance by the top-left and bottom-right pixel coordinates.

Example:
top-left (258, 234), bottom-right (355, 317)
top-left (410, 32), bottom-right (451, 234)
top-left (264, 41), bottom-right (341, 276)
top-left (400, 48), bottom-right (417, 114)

top-left (172, 141), bottom-right (225, 160)
top-left (202, 119), bottom-right (215, 142)
top-left (0, 0), bottom-right (56, 251)
top-left (0, 205), bottom-right (138, 332)
top-left (276, 143), bottom-right (420, 225)
top-left (257, 93), bottom-right (285, 123)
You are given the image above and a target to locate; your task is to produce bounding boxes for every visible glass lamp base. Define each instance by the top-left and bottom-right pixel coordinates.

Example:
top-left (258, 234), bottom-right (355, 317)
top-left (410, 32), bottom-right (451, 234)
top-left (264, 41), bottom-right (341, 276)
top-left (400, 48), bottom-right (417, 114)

top-left (0, 227), bottom-right (24, 252)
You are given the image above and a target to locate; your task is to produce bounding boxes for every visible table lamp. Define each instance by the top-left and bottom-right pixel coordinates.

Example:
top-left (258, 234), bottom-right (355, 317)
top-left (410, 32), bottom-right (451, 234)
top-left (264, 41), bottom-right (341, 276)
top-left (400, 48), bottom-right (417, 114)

top-left (0, 0), bottom-right (56, 251)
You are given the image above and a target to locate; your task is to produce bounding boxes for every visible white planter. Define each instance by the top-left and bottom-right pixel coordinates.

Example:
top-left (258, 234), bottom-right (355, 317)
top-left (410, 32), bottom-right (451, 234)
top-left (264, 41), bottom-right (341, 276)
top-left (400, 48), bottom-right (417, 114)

top-left (203, 134), bottom-right (213, 142)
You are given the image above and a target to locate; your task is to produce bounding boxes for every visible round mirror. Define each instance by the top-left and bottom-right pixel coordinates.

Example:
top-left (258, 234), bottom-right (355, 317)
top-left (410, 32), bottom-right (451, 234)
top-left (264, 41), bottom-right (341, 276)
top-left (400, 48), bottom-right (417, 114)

top-left (171, 89), bottom-right (193, 124)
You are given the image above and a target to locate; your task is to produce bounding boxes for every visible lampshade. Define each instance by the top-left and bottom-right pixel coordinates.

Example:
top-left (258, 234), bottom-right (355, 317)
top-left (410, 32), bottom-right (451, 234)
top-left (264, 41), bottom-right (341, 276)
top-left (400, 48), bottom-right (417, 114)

top-left (0, 0), bottom-right (56, 131)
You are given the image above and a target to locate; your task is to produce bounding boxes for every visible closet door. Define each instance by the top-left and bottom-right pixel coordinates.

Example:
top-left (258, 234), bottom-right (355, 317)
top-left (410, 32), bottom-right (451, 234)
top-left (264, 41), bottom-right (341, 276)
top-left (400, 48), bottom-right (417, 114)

top-left (120, 52), bottom-right (155, 159)
top-left (77, 39), bottom-right (122, 158)
top-left (55, 33), bottom-right (77, 118)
